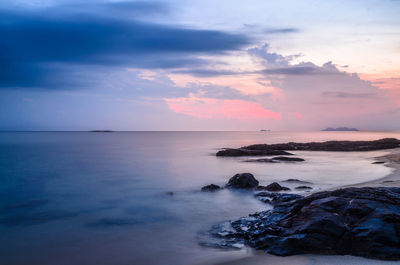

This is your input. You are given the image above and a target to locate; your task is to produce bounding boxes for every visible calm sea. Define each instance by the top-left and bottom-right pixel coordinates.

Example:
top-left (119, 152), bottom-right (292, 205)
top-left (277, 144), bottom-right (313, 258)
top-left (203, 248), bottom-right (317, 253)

top-left (0, 131), bottom-right (399, 265)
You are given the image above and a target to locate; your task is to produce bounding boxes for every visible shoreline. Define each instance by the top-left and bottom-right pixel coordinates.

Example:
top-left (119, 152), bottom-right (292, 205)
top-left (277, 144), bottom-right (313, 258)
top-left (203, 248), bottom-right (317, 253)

top-left (199, 147), bottom-right (400, 265)
top-left (344, 147), bottom-right (400, 188)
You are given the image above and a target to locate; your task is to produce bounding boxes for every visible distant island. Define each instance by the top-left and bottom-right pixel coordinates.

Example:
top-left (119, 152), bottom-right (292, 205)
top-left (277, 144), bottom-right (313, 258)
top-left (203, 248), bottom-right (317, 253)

top-left (322, 127), bottom-right (359, 131)
top-left (90, 130), bottom-right (114, 133)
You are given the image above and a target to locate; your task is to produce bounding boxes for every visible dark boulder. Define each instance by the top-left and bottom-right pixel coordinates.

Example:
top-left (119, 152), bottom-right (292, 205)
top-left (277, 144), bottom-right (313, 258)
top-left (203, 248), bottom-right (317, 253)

top-left (208, 187), bottom-right (400, 260)
top-left (272, 156), bottom-right (305, 162)
top-left (372, 161), bottom-right (385, 164)
top-left (258, 182), bottom-right (290, 192)
top-left (201, 184), bottom-right (222, 192)
top-left (226, 173), bottom-right (259, 189)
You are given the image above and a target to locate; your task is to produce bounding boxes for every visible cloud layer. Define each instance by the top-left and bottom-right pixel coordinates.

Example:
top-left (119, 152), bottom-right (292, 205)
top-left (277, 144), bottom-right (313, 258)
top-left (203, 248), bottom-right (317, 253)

top-left (0, 3), bottom-right (249, 88)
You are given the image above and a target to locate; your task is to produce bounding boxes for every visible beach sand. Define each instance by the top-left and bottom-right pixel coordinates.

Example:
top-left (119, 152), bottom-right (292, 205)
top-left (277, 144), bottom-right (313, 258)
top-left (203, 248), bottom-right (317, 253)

top-left (347, 147), bottom-right (400, 188)
top-left (199, 148), bottom-right (400, 265)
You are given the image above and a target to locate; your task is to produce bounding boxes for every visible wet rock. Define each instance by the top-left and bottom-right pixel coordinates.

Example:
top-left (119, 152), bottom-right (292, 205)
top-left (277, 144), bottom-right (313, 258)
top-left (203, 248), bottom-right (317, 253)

top-left (218, 138), bottom-right (400, 155)
top-left (244, 157), bottom-right (305, 163)
top-left (255, 192), bottom-right (303, 204)
top-left (372, 161), bottom-right (385, 164)
top-left (284, 179), bottom-right (312, 184)
top-left (226, 173), bottom-right (259, 189)
top-left (295, 186), bottom-right (313, 190)
top-left (208, 187), bottom-right (400, 260)
top-left (201, 184), bottom-right (222, 192)
top-left (258, 182), bottom-right (290, 192)
top-left (217, 148), bottom-right (293, 157)
top-left (272, 156), bottom-right (305, 162)
top-left (243, 158), bottom-right (276, 163)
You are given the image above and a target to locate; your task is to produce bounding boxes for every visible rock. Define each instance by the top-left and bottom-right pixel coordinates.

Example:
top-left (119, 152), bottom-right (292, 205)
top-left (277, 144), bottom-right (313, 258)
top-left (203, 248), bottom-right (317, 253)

top-left (216, 148), bottom-right (293, 157)
top-left (295, 186), bottom-right (313, 190)
top-left (284, 179), bottom-right (312, 184)
top-left (208, 187), bottom-right (400, 260)
top-left (226, 173), bottom-right (259, 189)
top-left (218, 138), bottom-right (400, 154)
top-left (255, 192), bottom-right (303, 204)
top-left (272, 156), bottom-right (305, 162)
top-left (259, 182), bottom-right (290, 192)
top-left (201, 184), bottom-right (222, 192)
top-left (372, 161), bottom-right (385, 164)
top-left (244, 157), bottom-right (305, 163)
top-left (243, 158), bottom-right (276, 163)
top-left (322, 127), bottom-right (359, 131)
top-left (166, 191), bottom-right (174, 196)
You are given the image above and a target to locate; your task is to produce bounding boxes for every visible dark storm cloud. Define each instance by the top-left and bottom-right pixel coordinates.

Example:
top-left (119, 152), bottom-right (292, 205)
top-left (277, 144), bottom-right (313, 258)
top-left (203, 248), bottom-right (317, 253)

top-left (0, 3), bottom-right (250, 89)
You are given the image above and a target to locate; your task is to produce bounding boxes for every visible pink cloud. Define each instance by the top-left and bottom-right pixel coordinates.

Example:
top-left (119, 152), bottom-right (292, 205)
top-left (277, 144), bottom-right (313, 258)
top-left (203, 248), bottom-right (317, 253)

top-left (360, 73), bottom-right (400, 105)
top-left (165, 97), bottom-right (281, 120)
top-left (292, 112), bottom-right (303, 119)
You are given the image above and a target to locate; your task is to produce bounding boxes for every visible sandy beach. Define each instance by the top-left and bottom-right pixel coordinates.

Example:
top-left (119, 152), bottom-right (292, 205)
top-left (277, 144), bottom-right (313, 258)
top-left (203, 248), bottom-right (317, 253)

top-left (348, 147), bottom-right (400, 188)
top-left (201, 147), bottom-right (400, 265)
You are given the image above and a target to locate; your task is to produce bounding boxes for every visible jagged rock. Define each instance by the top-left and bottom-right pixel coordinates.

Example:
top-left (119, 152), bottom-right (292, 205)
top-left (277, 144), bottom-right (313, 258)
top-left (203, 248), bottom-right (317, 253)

top-left (216, 148), bottom-right (293, 157)
top-left (201, 184), bottom-right (222, 192)
top-left (226, 173), bottom-right (259, 189)
top-left (208, 187), bottom-right (400, 260)
top-left (258, 182), bottom-right (290, 192)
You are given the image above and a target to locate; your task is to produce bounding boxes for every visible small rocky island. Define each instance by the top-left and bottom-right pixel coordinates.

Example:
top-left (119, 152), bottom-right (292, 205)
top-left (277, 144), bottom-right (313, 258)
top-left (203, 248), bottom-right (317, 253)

top-left (203, 173), bottom-right (400, 260)
top-left (216, 138), bottom-right (400, 156)
top-left (322, 127), bottom-right (359, 131)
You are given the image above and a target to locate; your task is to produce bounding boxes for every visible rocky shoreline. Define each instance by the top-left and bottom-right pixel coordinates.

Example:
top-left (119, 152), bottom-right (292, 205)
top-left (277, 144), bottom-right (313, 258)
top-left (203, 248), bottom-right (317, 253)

top-left (202, 172), bottom-right (400, 260)
top-left (216, 138), bottom-right (400, 156)
top-left (201, 139), bottom-right (400, 261)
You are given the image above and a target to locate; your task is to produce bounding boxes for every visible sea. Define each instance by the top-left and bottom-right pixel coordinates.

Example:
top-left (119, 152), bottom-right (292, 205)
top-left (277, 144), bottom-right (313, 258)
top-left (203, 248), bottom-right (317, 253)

top-left (1, 131), bottom-right (400, 265)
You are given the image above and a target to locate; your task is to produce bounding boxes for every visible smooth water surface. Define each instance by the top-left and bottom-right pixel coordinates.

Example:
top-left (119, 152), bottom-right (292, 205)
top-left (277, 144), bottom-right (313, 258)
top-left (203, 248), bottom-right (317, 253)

top-left (0, 131), bottom-right (399, 265)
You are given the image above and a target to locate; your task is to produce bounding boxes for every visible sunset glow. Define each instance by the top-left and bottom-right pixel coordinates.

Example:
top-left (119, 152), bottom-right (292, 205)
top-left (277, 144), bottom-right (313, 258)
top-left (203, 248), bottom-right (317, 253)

top-left (165, 97), bottom-right (281, 120)
top-left (0, 0), bottom-right (399, 131)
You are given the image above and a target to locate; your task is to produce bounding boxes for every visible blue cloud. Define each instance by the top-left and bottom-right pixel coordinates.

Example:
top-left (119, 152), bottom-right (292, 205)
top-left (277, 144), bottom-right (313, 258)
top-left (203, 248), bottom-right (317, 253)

top-left (0, 2), bottom-right (250, 89)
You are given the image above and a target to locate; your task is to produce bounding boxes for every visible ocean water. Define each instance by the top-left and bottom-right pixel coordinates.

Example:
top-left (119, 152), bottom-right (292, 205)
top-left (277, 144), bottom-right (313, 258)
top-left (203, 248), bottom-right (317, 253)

top-left (0, 131), bottom-right (399, 265)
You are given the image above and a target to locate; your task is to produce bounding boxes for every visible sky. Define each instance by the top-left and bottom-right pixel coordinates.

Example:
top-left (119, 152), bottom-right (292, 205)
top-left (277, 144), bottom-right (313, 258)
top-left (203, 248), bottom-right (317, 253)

top-left (0, 0), bottom-right (399, 131)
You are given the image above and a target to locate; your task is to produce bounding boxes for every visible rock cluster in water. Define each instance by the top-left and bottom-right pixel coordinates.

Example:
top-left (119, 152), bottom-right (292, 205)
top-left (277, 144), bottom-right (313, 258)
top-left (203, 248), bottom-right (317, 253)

top-left (208, 187), bottom-right (400, 260)
top-left (256, 182), bottom-right (290, 192)
top-left (245, 156), bottom-right (305, 163)
top-left (216, 138), bottom-right (400, 156)
top-left (216, 149), bottom-right (293, 157)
